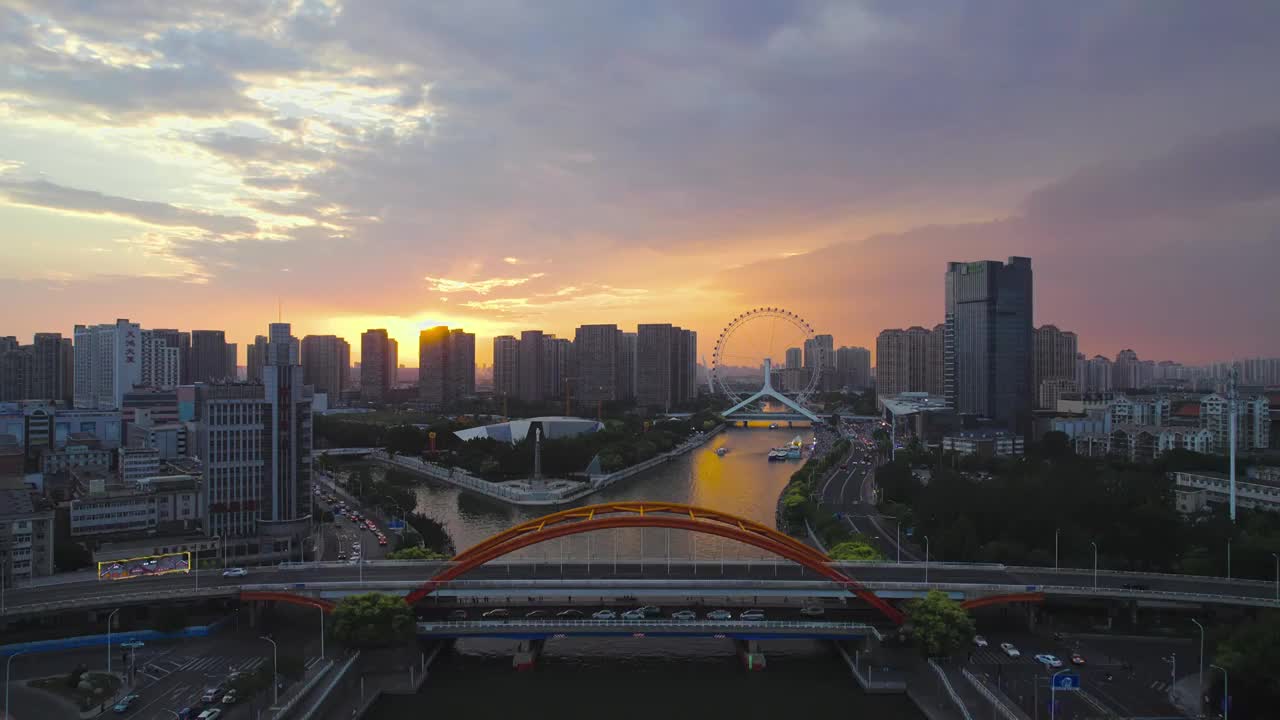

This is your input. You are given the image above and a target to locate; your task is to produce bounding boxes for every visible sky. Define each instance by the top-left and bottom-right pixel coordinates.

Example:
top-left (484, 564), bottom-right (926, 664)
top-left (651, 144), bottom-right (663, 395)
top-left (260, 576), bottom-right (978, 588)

top-left (2, 1), bottom-right (1279, 367)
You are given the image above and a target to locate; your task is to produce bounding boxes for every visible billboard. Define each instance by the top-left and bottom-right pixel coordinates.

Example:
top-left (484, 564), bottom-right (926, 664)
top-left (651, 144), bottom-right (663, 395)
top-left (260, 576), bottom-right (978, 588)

top-left (98, 552), bottom-right (191, 581)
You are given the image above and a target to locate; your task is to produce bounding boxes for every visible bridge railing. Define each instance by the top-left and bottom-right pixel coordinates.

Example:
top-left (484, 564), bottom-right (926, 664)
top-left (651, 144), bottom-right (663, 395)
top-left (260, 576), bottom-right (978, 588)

top-left (928, 659), bottom-right (974, 720)
top-left (414, 618), bottom-right (882, 636)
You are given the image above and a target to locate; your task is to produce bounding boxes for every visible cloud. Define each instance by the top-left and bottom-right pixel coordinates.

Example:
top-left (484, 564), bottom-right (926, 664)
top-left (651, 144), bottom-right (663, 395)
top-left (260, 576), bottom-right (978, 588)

top-left (0, 178), bottom-right (258, 235)
top-left (424, 273), bottom-right (546, 295)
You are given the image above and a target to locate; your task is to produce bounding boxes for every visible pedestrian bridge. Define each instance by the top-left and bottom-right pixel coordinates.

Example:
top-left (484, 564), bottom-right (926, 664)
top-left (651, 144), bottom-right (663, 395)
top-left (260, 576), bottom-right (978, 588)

top-left (414, 618), bottom-right (882, 641)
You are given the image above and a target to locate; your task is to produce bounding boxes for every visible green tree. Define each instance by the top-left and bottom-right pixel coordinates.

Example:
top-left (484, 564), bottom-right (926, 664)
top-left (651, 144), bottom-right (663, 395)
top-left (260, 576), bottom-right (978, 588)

top-left (1039, 430), bottom-right (1072, 459)
top-left (1211, 611), bottom-right (1280, 717)
top-left (829, 540), bottom-right (882, 561)
top-left (330, 593), bottom-right (415, 648)
top-left (385, 424), bottom-right (428, 456)
top-left (386, 546), bottom-right (450, 560)
top-left (903, 590), bottom-right (975, 658)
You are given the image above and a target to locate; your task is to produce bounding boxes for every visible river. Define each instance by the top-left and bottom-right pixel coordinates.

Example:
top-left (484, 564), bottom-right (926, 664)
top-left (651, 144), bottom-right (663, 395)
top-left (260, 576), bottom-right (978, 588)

top-left (361, 424), bottom-right (923, 719)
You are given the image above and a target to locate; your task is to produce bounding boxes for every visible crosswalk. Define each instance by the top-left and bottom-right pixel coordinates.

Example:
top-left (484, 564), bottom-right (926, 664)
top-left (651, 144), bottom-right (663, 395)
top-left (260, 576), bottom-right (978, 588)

top-left (139, 654), bottom-right (266, 681)
top-left (1149, 679), bottom-right (1170, 693)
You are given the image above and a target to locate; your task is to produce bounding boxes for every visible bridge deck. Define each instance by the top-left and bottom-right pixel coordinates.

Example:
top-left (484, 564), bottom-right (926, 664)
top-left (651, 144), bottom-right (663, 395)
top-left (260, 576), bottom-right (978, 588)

top-left (415, 619), bottom-right (881, 640)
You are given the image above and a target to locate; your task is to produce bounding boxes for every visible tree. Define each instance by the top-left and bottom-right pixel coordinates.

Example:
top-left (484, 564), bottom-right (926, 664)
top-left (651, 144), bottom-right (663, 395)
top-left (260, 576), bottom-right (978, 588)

top-left (1211, 611), bottom-right (1280, 718)
top-left (385, 424), bottom-right (427, 456)
top-left (386, 546), bottom-right (450, 561)
top-left (330, 593), bottom-right (415, 648)
top-left (1040, 430), bottom-right (1072, 460)
top-left (903, 590), bottom-right (975, 658)
top-left (829, 540), bottom-right (882, 561)
top-left (54, 539), bottom-right (92, 572)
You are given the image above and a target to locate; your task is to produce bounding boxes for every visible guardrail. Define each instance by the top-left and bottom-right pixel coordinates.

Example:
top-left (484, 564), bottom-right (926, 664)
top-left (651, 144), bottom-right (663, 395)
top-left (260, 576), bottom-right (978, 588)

top-left (272, 657), bottom-right (334, 719)
top-left (928, 659), bottom-right (974, 720)
top-left (962, 667), bottom-right (1029, 720)
top-left (415, 618), bottom-right (882, 637)
top-left (295, 652), bottom-right (360, 720)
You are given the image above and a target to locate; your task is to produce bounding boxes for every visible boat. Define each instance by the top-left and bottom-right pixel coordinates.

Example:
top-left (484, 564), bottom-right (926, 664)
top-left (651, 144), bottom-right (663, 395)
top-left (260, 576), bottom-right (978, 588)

top-left (786, 445), bottom-right (802, 459)
top-left (767, 448), bottom-right (787, 461)
top-left (768, 423), bottom-right (779, 429)
top-left (715, 447), bottom-right (728, 457)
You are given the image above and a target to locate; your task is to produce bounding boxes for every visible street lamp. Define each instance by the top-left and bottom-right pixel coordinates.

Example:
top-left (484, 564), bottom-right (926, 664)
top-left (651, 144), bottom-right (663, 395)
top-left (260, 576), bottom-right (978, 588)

top-left (260, 636), bottom-right (279, 705)
top-left (1210, 664), bottom-right (1229, 720)
top-left (1272, 553), bottom-right (1278, 602)
top-left (1050, 668), bottom-right (1074, 720)
top-left (5, 649), bottom-right (28, 720)
top-left (923, 535), bottom-right (930, 585)
top-left (1054, 528), bottom-right (1060, 570)
top-left (318, 606), bottom-right (326, 661)
top-left (1191, 619), bottom-right (1204, 709)
top-left (1090, 541), bottom-right (1098, 589)
top-left (106, 608), bottom-right (120, 676)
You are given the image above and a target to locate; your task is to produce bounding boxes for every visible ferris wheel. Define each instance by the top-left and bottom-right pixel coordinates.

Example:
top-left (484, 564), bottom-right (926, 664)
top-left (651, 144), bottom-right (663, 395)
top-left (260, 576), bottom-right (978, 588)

top-left (710, 307), bottom-right (824, 410)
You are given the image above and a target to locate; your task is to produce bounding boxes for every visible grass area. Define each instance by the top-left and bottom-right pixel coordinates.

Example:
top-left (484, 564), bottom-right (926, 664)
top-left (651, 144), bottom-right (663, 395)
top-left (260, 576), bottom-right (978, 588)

top-left (29, 672), bottom-right (122, 711)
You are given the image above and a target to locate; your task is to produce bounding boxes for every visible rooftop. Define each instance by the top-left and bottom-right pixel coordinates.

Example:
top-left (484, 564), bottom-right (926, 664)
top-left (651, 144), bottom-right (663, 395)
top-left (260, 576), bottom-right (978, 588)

top-left (0, 487), bottom-right (36, 517)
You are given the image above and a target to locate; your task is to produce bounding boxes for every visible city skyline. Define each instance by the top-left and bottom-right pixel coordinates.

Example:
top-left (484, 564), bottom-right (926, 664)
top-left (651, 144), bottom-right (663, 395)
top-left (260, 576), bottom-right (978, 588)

top-left (2, 3), bottom-right (1279, 364)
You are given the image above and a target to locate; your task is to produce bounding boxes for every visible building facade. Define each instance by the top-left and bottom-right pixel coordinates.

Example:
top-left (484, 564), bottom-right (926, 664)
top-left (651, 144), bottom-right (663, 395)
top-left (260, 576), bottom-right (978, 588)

top-left (575, 324), bottom-right (620, 404)
top-left (300, 335), bottom-right (350, 399)
top-left (517, 330), bottom-right (546, 403)
top-left (189, 330), bottom-right (231, 384)
top-left (74, 319), bottom-right (143, 410)
top-left (418, 325), bottom-right (451, 406)
top-left (1034, 325), bottom-right (1078, 409)
top-left (835, 346), bottom-right (872, 391)
top-left (945, 257), bottom-right (1034, 435)
top-left (450, 329), bottom-right (476, 400)
top-left (359, 329), bottom-right (392, 402)
top-left (493, 335), bottom-right (520, 399)
top-left (0, 488), bottom-right (56, 582)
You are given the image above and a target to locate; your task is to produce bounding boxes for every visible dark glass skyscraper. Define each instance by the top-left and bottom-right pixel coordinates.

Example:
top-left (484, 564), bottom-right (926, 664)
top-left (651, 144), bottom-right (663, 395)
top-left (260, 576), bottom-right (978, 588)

top-left (945, 257), bottom-right (1034, 436)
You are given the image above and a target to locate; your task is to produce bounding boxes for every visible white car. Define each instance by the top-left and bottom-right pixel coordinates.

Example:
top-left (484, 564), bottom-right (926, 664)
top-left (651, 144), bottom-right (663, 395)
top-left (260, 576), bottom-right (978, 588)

top-left (740, 609), bottom-right (766, 621)
top-left (1000, 642), bottom-right (1021, 658)
top-left (670, 610), bottom-right (697, 621)
top-left (621, 610), bottom-right (646, 620)
top-left (221, 568), bottom-right (248, 578)
top-left (800, 606), bottom-right (825, 617)
top-left (973, 635), bottom-right (989, 648)
top-left (197, 711), bottom-right (222, 720)
top-left (1035, 654), bottom-right (1063, 668)
top-left (706, 609), bottom-right (733, 621)
top-left (592, 609), bottom-right (617, 620)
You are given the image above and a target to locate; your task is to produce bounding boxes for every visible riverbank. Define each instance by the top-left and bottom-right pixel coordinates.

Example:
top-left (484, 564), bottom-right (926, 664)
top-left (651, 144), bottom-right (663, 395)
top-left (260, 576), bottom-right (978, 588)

top-left (373, 425), bottom-right (724, 507)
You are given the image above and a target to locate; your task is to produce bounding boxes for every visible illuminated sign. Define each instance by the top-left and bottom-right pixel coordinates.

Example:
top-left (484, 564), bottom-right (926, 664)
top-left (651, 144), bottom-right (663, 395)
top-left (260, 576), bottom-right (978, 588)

top-left (97, 551), bottom-right (192, 581)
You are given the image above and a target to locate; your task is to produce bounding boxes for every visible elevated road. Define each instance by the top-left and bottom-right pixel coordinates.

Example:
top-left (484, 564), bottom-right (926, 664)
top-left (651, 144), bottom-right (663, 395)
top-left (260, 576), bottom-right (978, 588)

top-left (414, 618), bottom-right (881, 640)
top-left (3, 560), bottom-right (1276, 617)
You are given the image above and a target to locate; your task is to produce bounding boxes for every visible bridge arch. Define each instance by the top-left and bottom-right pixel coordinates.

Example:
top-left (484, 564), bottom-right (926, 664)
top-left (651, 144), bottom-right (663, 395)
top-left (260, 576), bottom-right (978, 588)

top-left (404, 502), bottom-right (905, 624)
top-left (241, 590), bottom-right (336, 613)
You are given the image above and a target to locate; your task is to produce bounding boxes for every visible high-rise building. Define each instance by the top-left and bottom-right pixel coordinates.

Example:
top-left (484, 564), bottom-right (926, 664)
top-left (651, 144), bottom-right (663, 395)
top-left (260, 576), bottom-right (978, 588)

top-left (493, 336), bottom-right (520, 398)
top-left (544, 336), bottom-right (573, 400)
top-left (575, 324), bottom-right (619, 404)
top-left (945, 257), bottom-right (1034, 434)
top-left (418, 326), bottom-right (451, 406)
top-left (785, 347), bottom-right (803, 369)
top-left (301, 335), bottom-right (350, 399)
top-left (617, 332), bottom-right (637, 401)
top-left (386, 338), bottom-right (399, 388)
top-left (636, 324), bottom-right (696, 410)
top-left (518, 331), bottom-right (546, 402)
top-left (1201, 393), bottom-right (1271, 452)
top-left (803, 334), bottom-right (835, 390)
top-left (267, 323), bottom-right (298, 367)
top-left (74, 319), bottom-right (143, 410)
top-left (926, 324), bottom-right (946, 396)
top-left (675, 329), bottom-right (697, 403)
top-left (875, 327), bottom-right (931, 397)
top-left (177, 332), bottom-right (192, 385)
top-left (226, 343), bottom-right (239, 380)
top-left (1077, 354), bottom-right (1113, 394)
top-left (189, 330), bottom-right (230, 384)
top-left (246, 335), bottom-right (269, 382)
top-left (1113, 349), bottom-right (1140, 391)
top-left (360, 329), bottom-right (391, 401)
top-left (835, 346), bottom-right (872, 390)
top-left (1033, 325), bottom-right (1079, 409)
top-left (0, 338), bottom-right (31, 402)
top-left (140, 332), bottom-right (181, 389)
top-left (196, 322), bottom-right (312, 562)
top-left (449, 329), bottom-right (476, 401)
top-left (31, 333), bottom-right (72, 404)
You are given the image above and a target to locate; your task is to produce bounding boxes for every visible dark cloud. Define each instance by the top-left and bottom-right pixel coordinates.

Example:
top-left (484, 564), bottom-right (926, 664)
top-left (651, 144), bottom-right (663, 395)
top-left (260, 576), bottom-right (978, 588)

top-left (0, 179), bottom-right (257, 235)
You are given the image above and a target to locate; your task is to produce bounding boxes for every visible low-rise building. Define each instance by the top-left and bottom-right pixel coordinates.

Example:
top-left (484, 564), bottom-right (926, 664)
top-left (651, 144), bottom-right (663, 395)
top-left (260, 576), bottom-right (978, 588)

top-left (40, 438), bottom-right (113, 475)
top-left (1076, 425), bottom-right (1216, 463)
top-left (119, 447), bottom-right (161, 482)
top-left (125, 410), bottom-right (189, 460)
top-left (68, 469), bottom-right (201, 538)
top-left (0, 483), bottom-right (55, 581)
top-left (942, 430), bottom-right (1025, 457)
top-left (1170, 469), bottom-right (1280, 514)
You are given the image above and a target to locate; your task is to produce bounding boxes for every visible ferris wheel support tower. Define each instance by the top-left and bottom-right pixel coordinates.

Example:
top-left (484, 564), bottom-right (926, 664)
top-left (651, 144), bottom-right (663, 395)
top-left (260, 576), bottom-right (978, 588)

top-left (721, 357), bottom-right (822, 423)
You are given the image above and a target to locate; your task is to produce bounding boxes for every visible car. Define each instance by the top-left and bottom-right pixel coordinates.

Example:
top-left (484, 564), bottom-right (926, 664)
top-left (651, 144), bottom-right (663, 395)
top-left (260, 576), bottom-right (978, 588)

top-left (175, 708), bottom-right (196, 720)
top-left (525, 610), bottom-right (549, 618)
top-left (556, 609), bottom-right (584, 618)
top-left (200, 688), bottom-right (222, 703)
top-left (447, 610), bottom-right (468, 620)
top-left (481, 608), bottom-right (510, 619)
top-left (635, 605), bottom-right (662, 617)
top-left (840, 462), bottom-right (849, 469)
top-left (621, 610), bottom-right (646, 620)
top-left (113, 694), bottom-right (140, 713)
top-left (800, 606), bottom-right (825, 617)
top-left (1035, 654), bottom-right (1064, 668)
top-left (377, 538), bottom-right (388, 546)
top-left (221, 690), bottom-right (238, 705)
top-left (740, 609), bottom-right (766, 621)
top-left (1070, 653), bottom-right (1086, 665)
top-left (1000, 643), bottom-right (1021, 658)
top-left (592, 609), bottom-right (618, 620)
top-left (196, 711), bottom-right (222, 720)
top-left (670, 610), bottom-right (697, 620)
top-left (221, 567), bottom-right (248, 578)
top-left (706, 609), bottom-right (733, 621)
top-left (337, 553), bottom-right (348, 560)
top-left (973, 635), bottom-right (989, 648)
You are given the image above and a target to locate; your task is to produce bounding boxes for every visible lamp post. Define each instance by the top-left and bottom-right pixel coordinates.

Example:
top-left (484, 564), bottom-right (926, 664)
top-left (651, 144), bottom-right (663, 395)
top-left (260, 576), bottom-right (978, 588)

top-left (1191, 619), bottom-right (1204, 709)
top-left (1227, 539), bottom-right (1232, 580)
top-left (924, 535), bottom-right (930, 585)
top-left (1050, 668), bottom-right (1072, 720)
top-left (260, 636), bottom-right (279, 705)
top-left (1054, 528), bottom-right (1060, 570)
top-left (5, 650), bottom-right (28, 720)
top-left (1090, 542), bottom-right (1098, 589)
top-left (318, 606), bottom-right (326, 661)
top-left (1210, 664), bottom-right (1228, 720)
top-left (106, 608), bottom-right (120, 676)
top-left (1272, 553), bottom-right (1278, 602)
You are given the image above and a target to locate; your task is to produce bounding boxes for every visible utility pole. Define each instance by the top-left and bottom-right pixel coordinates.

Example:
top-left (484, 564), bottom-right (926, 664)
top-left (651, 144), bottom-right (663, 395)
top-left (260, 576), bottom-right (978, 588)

top-left (1228, 365), bottom-right (1238, 523)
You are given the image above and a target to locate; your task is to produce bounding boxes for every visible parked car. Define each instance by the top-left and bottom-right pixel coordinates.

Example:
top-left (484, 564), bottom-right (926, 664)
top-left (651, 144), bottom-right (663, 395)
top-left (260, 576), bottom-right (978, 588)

top-left (175, 707), bottom-right (196, 720)
top-left (592, 609), bottom-right (618, 620)
top-left (706, 609), bottom-right (733, 621)
top-left (196, 710), bottom-right (222, 720)
top-left (800, 606), bottom-right (825, 617)
top-left (670, 610), bottom-right (697, 621)
top-left (221, 690), bottom-right (238, 705)
top-left (1035, 654), bottom-right (1064, 668)
top-left (1070, 653), bottom-right (1086, 665)
top-left (447, 610), bottom-right (468, 620)
top-left (525, 610), bottom-right (548, 618)
top-left (481, 608), bottom-right (510, 619)
top-left (621, 610), bottom-right (646, 620)
top-left (556, 609), bottom-right (584, 619)
top-left (973, 635), bottom-right (989, 648)
top-left (635, 605), bottom-right (662, 617)
top-left (740, 609), bottom-right (766, 621)
top-left (221, 567), bottom-right (248, 578)
top-left (1000, 643), bottom-right (1021, 658)
top-left (113, 694), bottom-right (140, 713)
top-left (200, 688), bottom-right (222, 704)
